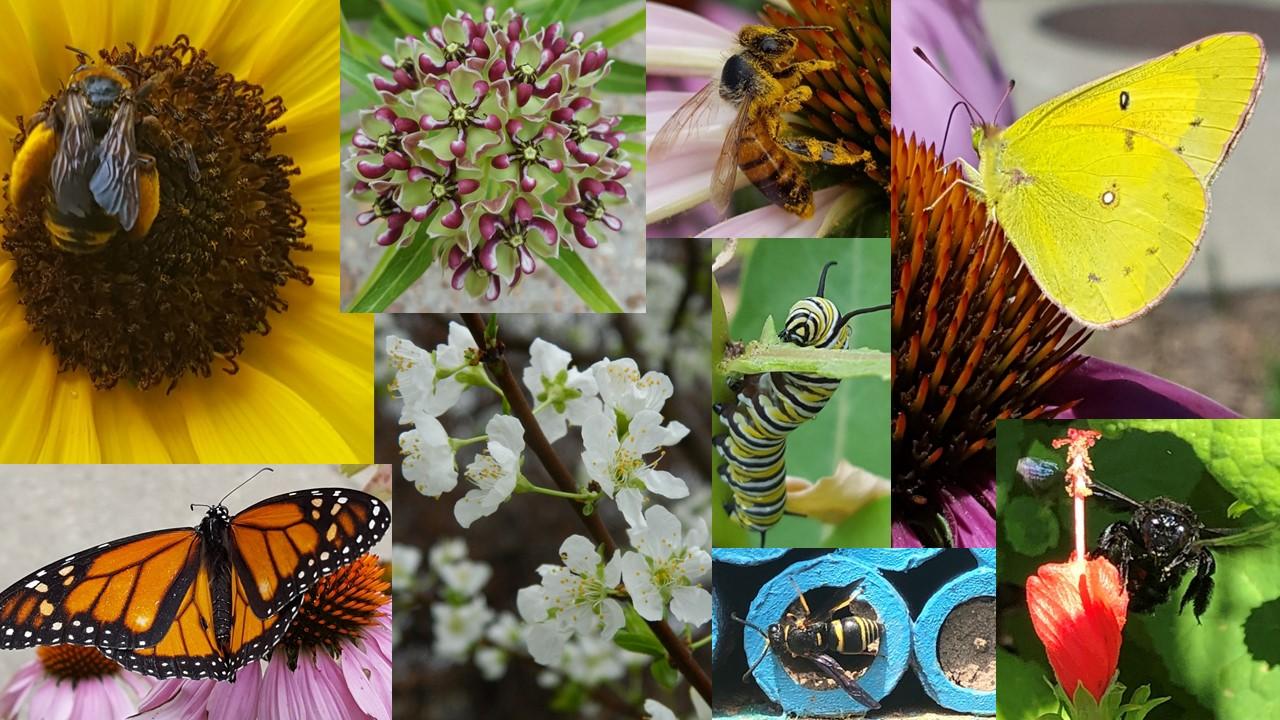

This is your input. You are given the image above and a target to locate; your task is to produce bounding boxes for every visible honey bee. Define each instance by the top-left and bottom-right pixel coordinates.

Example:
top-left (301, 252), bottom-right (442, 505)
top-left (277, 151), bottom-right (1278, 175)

top-left (9, 49), bottom-right (161, 253)
top-left (652, 25), bottom-right (868, 218)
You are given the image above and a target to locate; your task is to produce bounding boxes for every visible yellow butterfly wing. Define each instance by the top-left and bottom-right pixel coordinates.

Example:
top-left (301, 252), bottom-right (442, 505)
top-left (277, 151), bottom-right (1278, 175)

top-left (975, 33), bottom-right (1265, 327)
top-left (988, 125), bottom-right (1206, 326)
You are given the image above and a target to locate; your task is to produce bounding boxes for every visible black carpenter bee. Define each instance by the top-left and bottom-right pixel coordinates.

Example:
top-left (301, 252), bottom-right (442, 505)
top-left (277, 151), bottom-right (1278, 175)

top-left (10, 48), bottom-right (162, 252)
top-left (1086, 480), bottom-right (1230, 622)
top-left (733, 577), bottom-right (882, 709)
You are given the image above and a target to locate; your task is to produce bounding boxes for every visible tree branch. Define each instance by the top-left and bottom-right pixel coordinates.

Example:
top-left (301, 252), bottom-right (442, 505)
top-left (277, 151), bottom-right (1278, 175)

top-left (462, 314), bottom-right (712, 703)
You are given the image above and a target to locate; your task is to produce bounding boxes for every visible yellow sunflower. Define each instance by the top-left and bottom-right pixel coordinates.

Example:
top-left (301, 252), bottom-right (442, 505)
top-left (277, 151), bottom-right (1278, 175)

top-left (0, 0), bottom-right (372, 461)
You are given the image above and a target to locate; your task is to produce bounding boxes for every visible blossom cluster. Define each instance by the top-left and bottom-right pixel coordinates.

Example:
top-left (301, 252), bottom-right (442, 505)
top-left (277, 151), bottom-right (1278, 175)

top-left (388, 323), bottom-right (710, 712)
top-left (348, 7), bottom-right (631, 301)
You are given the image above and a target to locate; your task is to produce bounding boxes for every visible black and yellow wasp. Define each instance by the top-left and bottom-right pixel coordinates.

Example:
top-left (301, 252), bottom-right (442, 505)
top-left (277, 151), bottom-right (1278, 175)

top-left (734, 576), bottom-right (883, 709)
top-left (10, 48), bottom-right (162, 252)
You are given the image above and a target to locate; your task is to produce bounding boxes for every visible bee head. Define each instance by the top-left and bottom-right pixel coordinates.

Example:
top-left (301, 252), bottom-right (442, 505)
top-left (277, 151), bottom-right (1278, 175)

top-left (68, 64), bottom-right (131, 109)
top-left (1135, 498), bottom-right (1200, 561)
top-left (738, 26), bottom-right (800, 62)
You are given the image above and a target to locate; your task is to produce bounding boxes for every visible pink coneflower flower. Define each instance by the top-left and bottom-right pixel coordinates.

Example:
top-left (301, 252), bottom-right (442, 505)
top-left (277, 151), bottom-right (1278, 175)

top-left (134, 555), bottom-right (391, 720)
top-left (0, 646), bottom-right (153, 719)
top-left (646, 0), bottom-right (889, 238)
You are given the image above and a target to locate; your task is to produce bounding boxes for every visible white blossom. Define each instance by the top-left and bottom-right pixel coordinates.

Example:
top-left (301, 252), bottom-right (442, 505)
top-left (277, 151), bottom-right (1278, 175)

top-left (591, 358), bottom-right (675, 418)
top-left (522, 338), bottom-right (601, 442)
top-left (484, 611), bottom-right (525, 651)
top-left (438, 558), bottom-right (492, 597)
top-left (432, 597), bottom-right (493, 661)
top-left (454, 414), bottom-right (525, 528)
top-left (474, 647), bottom-right (508, 680)
top-left (400, 413), bottom-right (457, 497)
top-left (428, 538), bottom-right (469, 573)
top-left (387, 323), bottom-right (477, 419)
top-left (644, 700), bottom-right (678, 720)
top-left (391, 543), bottom-right (422, 594)
top-left (620, 505), bottom-right (711, 625)
top-left (582, 408), bottom-right (690, 503)
top-left (517, 535), bottom-right (624, 665)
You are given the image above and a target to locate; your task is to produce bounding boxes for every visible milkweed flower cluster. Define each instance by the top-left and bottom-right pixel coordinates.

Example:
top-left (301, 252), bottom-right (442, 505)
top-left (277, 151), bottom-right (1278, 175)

top-left (388, 323), bottom-right (709, 707)
top-left (348, 7), bottom-right (632, 301)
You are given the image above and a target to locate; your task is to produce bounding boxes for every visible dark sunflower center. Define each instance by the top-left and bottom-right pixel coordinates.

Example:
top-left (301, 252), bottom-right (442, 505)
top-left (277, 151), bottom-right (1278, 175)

top-left (277, 555), bottom-right (389, 669)
top-left (1, 36), bottom-right (310, 391)
top-left (37, 645), bottom-right (119, 681)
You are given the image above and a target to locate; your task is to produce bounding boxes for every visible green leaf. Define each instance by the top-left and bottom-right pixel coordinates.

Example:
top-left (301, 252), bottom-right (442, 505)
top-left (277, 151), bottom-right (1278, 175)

top-left (1002, 495), bottom-right (1061, 556)
top-left (995, 648), bottom-right (1058, 720)
top-left (615, 114), bottom-right (644, 134)
top-left (379, 0), bottom-right (421, 35)
top-left (543, 249), bottom-right (624, 313)
top-left (618, 140), bottom-right (645, 171)
top-left (340, 11), bottom-right (382, 64)
top-left (549, 681), bottom-right (586, 712)
top-left (340, 53), bottom-right (381, 108)
top-left (587, 7), bottom-right (644, 48)
top-left (569, 0), bottom-right (622, 21)
top-left (424, 0), bottom-right (453, 25)
top-left (722, 238), bottom-right (890, 548)
top-left (720, 343), bottom-right (890, 380)
top-left (613, 605), bottom-right (665, 657)
top-left (650, 658), bottom-right (679, 689)
top-left (344, 229), bottom-right (438, 312)
top-left (532, 0), bottom-right (580, 30)
top-left (596, 60), bottom-right (644, 94)
top-left (711, 274), bottom-right (751, 548)
top-left (822, 496), bottom-right (891, 547)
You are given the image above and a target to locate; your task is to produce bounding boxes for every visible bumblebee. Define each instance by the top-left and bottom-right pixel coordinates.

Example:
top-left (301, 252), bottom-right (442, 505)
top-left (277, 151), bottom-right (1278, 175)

top-left (10, 52), bottom-right (160, 252)
top-left (652, 25), bottom-right (870, 218)
top-left (734, 577), bottom-right (882, 709)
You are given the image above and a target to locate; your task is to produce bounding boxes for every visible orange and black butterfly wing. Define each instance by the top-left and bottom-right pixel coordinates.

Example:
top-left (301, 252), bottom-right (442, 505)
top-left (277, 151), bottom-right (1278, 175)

top-left (228, 488), bottom-right (390, 618)
top-left (0, 529), bottom-right (200, 651)
top-left (99, 560), bottom-right (303, 680)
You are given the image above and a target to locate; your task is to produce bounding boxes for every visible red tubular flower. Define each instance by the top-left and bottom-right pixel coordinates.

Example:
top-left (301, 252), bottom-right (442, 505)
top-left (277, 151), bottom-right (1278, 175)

top-left (1026, 554), bottom-right (1129, 703)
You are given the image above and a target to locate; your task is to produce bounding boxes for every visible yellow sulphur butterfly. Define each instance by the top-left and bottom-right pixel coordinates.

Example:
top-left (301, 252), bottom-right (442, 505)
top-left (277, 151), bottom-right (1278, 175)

top-left (960, 33), bottom-right (1266, 328)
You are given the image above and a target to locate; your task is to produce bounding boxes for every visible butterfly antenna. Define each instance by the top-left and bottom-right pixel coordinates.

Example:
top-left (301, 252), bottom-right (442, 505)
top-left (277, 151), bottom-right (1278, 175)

top-left (912, 46), bottom-right (989, 124)
top-left (939, 100), bottom-right (978, 160)
top-left (993, 79), bottom-right (1016, 121)
top-left (730, 613), bottom-right (774, 681)
top-left (219, 467), bottom-right (274, 505)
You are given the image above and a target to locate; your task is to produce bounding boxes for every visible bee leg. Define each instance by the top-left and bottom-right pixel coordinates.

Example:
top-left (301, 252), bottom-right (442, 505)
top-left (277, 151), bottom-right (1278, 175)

top-left (1179, 548), bottom-right (1215, 622)
top-left (1092, 521), bottom-right (1137, 580)
top-left (128, 155), bottom-right (161, 240)
top-left (780, 136), bottom-right (872, 169)
top-left (774, 59), bottom-right (837, 84)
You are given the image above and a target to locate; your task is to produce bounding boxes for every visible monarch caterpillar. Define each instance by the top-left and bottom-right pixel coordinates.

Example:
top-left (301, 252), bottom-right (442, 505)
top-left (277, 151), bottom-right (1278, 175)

top-left (715, 261), bottom-right (889, 546)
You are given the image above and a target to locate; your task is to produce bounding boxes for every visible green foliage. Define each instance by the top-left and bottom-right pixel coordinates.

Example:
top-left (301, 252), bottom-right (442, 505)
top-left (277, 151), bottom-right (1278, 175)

top-left (712, 238), bottom-right (889, 548)
top-left (544, 251), bottom-right (624, 313)
top-left (997, 420), bottom-right (1280, 720)
top-left (345, 229), bottom-right (439, 312)
top-left (587, 7), bottom-right (644, 47)
top-left (711, 274), bottom-right (750, 548)
top-left (613, 605), bottom-right (665, 657)
top-left (596, 59), bottom-right (644, 94)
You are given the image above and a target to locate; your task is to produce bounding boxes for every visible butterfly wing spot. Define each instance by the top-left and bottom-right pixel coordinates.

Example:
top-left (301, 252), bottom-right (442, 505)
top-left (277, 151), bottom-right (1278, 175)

top-left (1119, 90), bottom-right (1130, 110)
top-left (1123, 266), bottom-right (1134, 276)
top-left (1124, 131), bottom-right (1135, 151)
top-left (1100, 190), bottom-right (1118, 206)
top-left (1190, 117), bottom-right (1203, 127)
top-left (1146, 246), bottom-right (1160, 256)
top-left (1175, 145), bottom-right (1185, 155)
top-left (1088, 273), bottom-right (1103, 284)
top-left (38, 601), bottom-right (53, 616)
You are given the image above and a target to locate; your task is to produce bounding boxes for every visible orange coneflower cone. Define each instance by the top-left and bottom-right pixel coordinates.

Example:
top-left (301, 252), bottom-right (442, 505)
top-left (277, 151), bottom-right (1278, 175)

top-left (890, 130), bottom-right (1090, 546)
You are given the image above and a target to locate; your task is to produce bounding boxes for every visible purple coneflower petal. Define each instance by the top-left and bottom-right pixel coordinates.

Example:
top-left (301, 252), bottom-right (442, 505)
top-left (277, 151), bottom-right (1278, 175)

top-left (646, 4), bottom-right (735, 76)
top-left (695, 187), bottom-right (843, 238)
top-left (1050, 356), bottom-right (1240, 419)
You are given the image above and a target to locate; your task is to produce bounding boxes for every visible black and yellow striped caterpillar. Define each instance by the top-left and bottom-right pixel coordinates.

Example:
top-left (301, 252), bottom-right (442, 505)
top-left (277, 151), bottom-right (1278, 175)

top-left (715, 261), bottom-right (888, 546)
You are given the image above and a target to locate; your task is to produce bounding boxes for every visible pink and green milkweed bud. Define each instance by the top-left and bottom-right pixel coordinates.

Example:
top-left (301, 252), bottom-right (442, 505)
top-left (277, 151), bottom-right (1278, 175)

top-left (347, 7), bottom-right (631, 302)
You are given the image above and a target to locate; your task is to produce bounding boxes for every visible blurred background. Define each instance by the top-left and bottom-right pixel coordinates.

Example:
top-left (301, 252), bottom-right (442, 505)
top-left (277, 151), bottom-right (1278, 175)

top-left (713, 238), bottom-right (890, 548)
top-left (0, 465), bottom-right (390, 681)
top-left (907, 0), bottom-right (1280, 415)
top-left (382, 240), bottom-right (711, 718)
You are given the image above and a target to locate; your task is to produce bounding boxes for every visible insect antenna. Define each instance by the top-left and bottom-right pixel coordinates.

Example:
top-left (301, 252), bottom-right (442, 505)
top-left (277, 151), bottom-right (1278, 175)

top-left (64, 45), bottom-right (92, 66)
top-left (911, 47), bottom-right (989, 127)
top-left (193, 468), bottom-right (275, 510)
top-left (730, 613), bottom-right (774, 681)
top-left (779, 24), bottom-right (834, 35)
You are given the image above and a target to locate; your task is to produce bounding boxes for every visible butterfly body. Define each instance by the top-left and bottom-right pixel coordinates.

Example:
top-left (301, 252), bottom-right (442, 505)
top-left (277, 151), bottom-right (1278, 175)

top-left (0, 488), bottom-right (389, 680)
top-left (958, 32), bottom-right (1265, 328)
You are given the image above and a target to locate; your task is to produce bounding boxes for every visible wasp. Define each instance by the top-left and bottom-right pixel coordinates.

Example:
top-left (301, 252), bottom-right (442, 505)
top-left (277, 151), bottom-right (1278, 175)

top-left (9, 48), bottom-right (161, 253)
top-left (733, 577), bottom-right (882, 709)
top-left (652, 25), bottom-right (869, 219)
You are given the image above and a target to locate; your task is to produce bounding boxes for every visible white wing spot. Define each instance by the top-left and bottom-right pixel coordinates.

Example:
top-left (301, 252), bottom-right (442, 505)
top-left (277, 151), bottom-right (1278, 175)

top-left (1101, 190), bottom-right (1116, 206)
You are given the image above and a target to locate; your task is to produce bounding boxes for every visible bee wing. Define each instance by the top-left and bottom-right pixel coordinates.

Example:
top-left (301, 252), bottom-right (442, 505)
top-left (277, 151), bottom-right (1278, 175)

top-left (650, 79), bottom-right (723, 158)
top-left (50, 89), bottom-right (97, 218)
top-left (89, 96), bottom-right (140, 231)
top-left (709, 103), bottom-right (751, 214)
top-left (1087, 480), bottom-right (1145, 514)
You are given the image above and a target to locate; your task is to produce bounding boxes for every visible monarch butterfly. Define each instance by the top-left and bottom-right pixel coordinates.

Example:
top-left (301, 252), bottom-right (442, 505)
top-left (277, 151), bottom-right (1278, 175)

top-left (0, 484), bottom-right (390, 680)
top-left (715, 261), bottom-right (888, 546)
